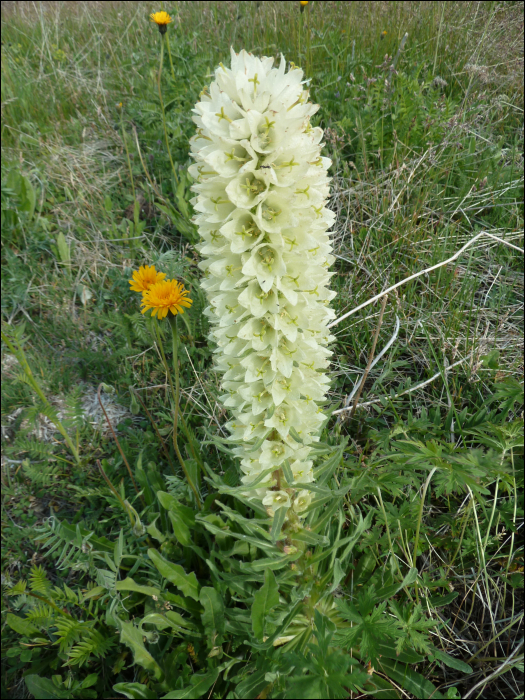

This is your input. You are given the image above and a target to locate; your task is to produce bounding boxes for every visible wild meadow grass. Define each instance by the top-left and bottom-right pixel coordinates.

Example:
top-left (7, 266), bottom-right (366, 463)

top-left (1, 2), bottom-right (523, 698)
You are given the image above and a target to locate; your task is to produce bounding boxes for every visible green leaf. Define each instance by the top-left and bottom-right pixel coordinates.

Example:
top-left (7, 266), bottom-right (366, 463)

top-left (165, 610), bottom-right (197, 630)
top-left (24, 176), bottom-right (36, 217)
top-left (377, 642), bottom-right (425, 665)
top-left (433, 648), bottom-right (472, 674)
top-left (375, 567), bottom-right (418, 600)
top-left (115, 577), bottom-right (161, 598)
top-left (24, 674), bottom-right (68, 699)
top-left (252, 568), bottom-right (279, 640)
top-left (241, 550), bottom-right (302, 572)
top-left (80, 674), bottom-right (98, 689)
top-left (288, 426), bottom-right (304, 444)
top-left (428, 591), bottom-right (459, 607)
top-left (250, 600), bottom-right (302, 650)
top-left (378, 657), bottom-right (445, 699)
top-left (197, 517), bottom-right (278, 552)
top-left (140, 610), bottom-right (195, 633)
top-left (117, 619), bottom-right (164, 681)
top-left (330, 559), bottom-right (345, 593)
top-left (114, 682), bottom-right (157, 699)
top-left (309, 514), bottom-right (372, 566)
top-left (281, 459), bottom-right (294, 483)
top-left (55, 232), bottom-right (70, 265)
top-left (481, 349), bottom-right (500, 369)
top-left (6, 613), bottom-right (39, 637)
top-left (291, 529), bottom-right (330, 546)
top-left (235, 670), bottom-right (269, 699)
top-left (147, 549), bottom-right (200, 601)
top-left (270, 506), bottom-right (288, 541)
top-left (146, 517), bottom-right (166, 544)
top-left (200, 586), bottom-right (224, 641)
top-left (157, 492), bottom-right (193, 546)
top-left (161, 668), bottom-right (220, 699)
top-left (82, 586), bottom-right (106, 601)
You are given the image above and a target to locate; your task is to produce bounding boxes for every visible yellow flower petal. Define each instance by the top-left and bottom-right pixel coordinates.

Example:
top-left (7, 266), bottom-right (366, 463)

top-left (140, 279), bottom-right (193, 319)
top-left (129, 265), bottom-right (166, 293)
top-left (150, 11), bottom-right (173, 26)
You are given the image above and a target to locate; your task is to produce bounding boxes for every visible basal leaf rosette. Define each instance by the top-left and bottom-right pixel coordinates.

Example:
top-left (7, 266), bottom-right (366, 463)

top-left (190, 49), bottom-right (336, 521)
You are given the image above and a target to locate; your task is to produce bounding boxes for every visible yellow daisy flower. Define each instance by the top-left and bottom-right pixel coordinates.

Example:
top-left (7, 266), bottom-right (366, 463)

top-left (141, 279), bottom-right (193, 319)
top-left (150, 11), bottom-right (173, 33)
top-left (129, 264), bottom-right (166, 293)
top-left (300, 1), bottom-right (309, 5)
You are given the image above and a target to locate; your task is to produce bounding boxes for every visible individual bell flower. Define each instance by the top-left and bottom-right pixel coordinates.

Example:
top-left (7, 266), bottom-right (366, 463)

top-left (240, 352), bottom-right (276, 384)
top-left (262, 490), bottom-right (291, 511)
top-left (221, 211), bottom-right (265, 254)
top-left (238, 381), bottom-right (274, 415)
top-left (271, 299), bottom-right (308, 342)
top-left (263, 402), bottom-right (302, 439)
top-left (292, 489), bottom-right (313, 513)
top-left (290, 459), bottom-right (315, 484)
top-left (226, 171), bottom-right (269, 210)
top-left (241, 243), bottom-right (286, 292)
top-left (238, 281), bottom-right (280, 318)
top-left (259, 440), bottom-right (295, 469)
top-left (255, 191), bottom-right (296, 233)
top-left (259, 144), bottom-right (316, 188)
top-left (268, 370), bottom-right (305, 406)
top-left (237, 316), bottom-right (278, 351)
top-left (200, 138), bottom-right (258, 179)
top-left (192, 178), bottom-right (236, 223)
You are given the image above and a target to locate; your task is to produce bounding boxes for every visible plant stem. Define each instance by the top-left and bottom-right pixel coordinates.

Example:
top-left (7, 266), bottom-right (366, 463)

top-left (97, 459), bottom-right (132, 520)
top-left (120, 108), bottom-right (135, 203)
top-left (154, 318), bottom-right (202, 508)
top-left (152, 320), bottom-right (203, 471)
top-left (165, 31), bottom-right (177, 83)
top-left (157, 34), bottom-right (179, 185)
top-left (298, 8), bottom-right (302, 65)
top-left (1, 331), bottom-right (80, 465)
top-left (413, 467), bottom-right (437, 602)
top-left (305, 3), bottom-right (311, 77)
top-left (349, 294), bottom-right (388, 419)
top-left (132, 388), bottom-right (178, 476)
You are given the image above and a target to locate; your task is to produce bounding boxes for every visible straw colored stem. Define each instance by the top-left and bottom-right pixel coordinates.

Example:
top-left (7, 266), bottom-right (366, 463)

top-left (349, 294), bottom-right (388, 419)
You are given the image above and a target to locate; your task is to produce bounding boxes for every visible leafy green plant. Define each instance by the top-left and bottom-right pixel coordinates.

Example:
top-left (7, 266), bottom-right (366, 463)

top-left (1, 2), bottom-right (522, 699)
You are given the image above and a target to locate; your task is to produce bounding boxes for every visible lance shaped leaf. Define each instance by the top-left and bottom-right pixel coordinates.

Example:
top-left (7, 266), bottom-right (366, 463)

top-left (252, 568), bottom-right (279, 640)
top-left (200, 586), bottom-right (224, 643)
top-left (117, 619), bottom-right (164, 681)
top-left (147, 549), bottom-right (200, 601)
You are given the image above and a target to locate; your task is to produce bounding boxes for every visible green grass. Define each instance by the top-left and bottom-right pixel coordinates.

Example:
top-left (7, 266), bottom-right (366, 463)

top-left (1, 2), bottom-right (523, 699)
